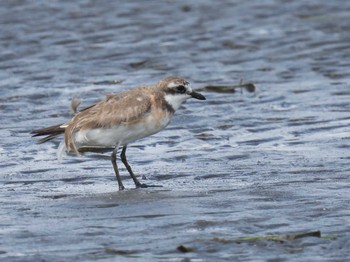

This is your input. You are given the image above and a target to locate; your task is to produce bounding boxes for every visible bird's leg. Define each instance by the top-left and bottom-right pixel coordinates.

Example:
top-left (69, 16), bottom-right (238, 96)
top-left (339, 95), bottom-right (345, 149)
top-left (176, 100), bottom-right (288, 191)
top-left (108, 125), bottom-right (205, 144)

top-left (111, 146), bottom-right (125, 190)
top-left (120, 146), bottom-right (148, 188)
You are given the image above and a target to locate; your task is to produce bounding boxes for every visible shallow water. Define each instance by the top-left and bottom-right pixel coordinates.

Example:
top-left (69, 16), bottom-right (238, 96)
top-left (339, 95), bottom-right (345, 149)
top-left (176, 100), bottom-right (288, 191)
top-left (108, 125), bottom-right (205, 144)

top-left (1, 1), bottom-right (350, 261)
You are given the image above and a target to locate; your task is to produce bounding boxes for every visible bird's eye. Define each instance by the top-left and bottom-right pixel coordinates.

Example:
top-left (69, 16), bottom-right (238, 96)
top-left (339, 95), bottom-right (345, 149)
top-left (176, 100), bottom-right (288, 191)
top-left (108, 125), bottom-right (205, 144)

top-left (176, 85), bottom-right (186, 93)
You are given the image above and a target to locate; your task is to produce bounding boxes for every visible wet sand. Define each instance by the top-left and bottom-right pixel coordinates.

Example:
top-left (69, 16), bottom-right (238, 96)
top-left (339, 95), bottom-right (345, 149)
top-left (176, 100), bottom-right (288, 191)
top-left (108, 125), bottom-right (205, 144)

top-left (1, 1), bottom-right (350, 261)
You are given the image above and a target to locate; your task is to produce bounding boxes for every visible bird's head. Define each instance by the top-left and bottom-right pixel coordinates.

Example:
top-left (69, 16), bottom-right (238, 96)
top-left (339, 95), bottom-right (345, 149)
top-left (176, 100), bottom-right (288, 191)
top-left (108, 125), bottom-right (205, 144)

top-left (159, 76), bottom-right (206, 111)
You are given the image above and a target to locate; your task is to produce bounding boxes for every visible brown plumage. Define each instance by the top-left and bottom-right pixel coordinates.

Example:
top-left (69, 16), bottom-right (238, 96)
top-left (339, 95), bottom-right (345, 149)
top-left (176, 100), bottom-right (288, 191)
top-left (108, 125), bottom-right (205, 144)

top-left (31, 124), bottom-right (65, 144)
top-left (31, 76), bottom-right (206, 190)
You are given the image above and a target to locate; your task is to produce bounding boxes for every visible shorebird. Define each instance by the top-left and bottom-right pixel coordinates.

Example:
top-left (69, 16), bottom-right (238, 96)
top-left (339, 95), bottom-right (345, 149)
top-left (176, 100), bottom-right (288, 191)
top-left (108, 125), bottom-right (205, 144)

top-left (31, 76), bottom-right (206, 190)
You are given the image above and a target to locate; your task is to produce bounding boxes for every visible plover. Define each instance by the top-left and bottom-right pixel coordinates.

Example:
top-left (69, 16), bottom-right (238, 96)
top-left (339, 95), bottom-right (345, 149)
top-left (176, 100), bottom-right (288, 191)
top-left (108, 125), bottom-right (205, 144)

top-left (31, 76), bottom-right (206, 190)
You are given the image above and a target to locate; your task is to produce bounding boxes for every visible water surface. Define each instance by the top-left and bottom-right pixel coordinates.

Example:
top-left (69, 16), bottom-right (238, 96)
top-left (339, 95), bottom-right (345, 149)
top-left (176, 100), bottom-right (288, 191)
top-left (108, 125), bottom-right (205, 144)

top-left (1, 1), bottom-right (350, 261)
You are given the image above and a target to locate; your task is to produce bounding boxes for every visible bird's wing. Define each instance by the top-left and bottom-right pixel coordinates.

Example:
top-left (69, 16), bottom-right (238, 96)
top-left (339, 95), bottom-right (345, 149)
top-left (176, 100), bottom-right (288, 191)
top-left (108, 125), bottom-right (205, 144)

top-left (68, 88), bottom-right (152, 131)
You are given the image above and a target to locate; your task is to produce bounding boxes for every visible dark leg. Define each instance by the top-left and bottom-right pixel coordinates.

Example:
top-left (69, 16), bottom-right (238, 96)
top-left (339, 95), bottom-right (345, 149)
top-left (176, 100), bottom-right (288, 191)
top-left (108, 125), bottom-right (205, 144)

top-left (111, 147), bottom-right (125, 190)
top-left (120, 146), bottom-right (148, 188)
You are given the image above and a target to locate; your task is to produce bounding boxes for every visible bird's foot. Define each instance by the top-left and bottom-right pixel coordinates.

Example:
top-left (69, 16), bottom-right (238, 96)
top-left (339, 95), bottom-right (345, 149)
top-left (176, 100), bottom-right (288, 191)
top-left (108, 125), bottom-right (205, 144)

top-left (135, 183), bottom-right (163, 189)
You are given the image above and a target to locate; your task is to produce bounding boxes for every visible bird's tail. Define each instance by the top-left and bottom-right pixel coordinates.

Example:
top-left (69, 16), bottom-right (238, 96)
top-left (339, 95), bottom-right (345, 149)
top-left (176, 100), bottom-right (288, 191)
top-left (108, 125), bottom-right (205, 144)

top-left (31, 124), bottom-right (65, 144)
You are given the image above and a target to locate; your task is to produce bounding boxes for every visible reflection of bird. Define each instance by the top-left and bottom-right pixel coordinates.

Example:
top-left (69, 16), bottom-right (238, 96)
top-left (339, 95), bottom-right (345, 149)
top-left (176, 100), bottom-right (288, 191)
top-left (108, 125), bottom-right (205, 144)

top-left (31, 77), bottom-right (206, 190)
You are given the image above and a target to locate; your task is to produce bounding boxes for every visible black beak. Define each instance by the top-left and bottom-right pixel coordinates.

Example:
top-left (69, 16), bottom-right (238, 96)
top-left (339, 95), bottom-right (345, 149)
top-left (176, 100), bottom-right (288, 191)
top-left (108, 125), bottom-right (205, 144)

top-left (189, 91), bottom-right (206, 100)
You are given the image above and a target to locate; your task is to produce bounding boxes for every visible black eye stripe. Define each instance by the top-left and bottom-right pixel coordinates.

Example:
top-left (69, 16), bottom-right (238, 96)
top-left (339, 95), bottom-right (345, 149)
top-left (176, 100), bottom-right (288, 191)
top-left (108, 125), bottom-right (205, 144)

top-left (176, 85), bottom-right (186, 94)
top-left (176, 85), bottom-right (186, 93)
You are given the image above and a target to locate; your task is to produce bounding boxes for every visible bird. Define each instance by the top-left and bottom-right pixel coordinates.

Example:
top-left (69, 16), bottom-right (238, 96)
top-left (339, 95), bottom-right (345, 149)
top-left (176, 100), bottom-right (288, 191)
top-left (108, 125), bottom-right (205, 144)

top-left (31, 76), bottom-right (206, 190)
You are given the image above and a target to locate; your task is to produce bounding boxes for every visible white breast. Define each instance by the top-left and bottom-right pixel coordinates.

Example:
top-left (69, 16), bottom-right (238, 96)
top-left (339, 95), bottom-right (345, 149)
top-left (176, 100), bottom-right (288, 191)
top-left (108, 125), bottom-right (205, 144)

top-left (74, 110), bottom-right (173, 148)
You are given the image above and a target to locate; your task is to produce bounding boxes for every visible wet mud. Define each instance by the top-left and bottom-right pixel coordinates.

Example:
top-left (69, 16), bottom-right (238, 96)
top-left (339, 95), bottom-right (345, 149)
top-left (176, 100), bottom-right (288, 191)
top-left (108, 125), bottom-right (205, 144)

top-left (1, 1), bottom-right (350, 261)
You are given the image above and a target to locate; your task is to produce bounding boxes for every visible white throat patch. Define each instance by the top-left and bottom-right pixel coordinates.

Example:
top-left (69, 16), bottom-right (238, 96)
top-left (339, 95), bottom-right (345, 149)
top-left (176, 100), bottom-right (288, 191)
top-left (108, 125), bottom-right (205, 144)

top-left (164, 94), bottom-right (189, 111)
